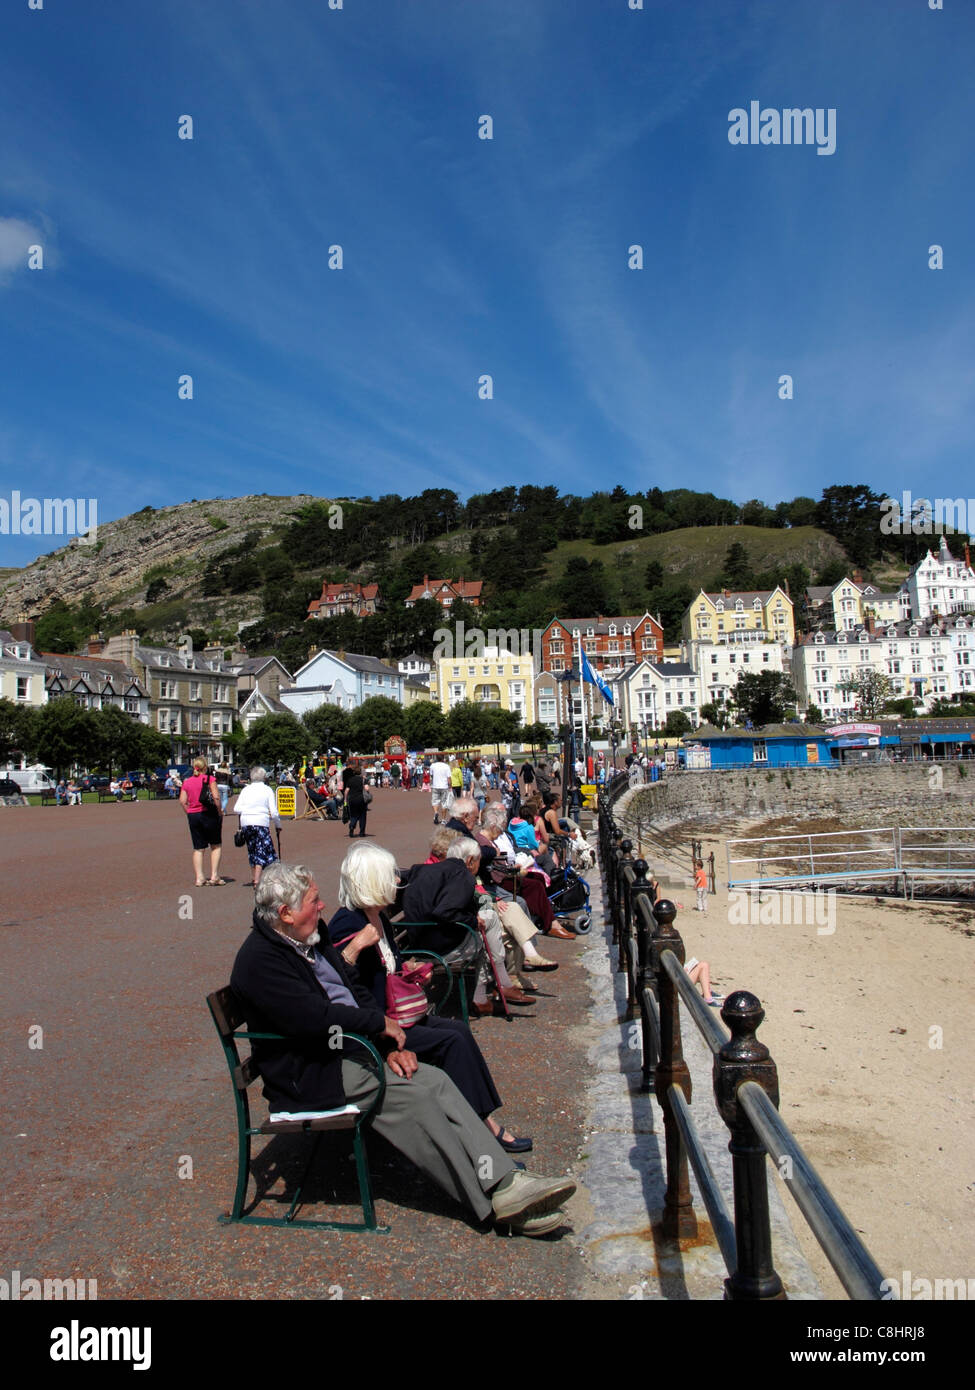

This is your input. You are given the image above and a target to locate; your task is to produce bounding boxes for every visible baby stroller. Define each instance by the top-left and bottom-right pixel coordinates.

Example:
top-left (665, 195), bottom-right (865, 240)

top-left (546, 832), bottom-right (592, 934)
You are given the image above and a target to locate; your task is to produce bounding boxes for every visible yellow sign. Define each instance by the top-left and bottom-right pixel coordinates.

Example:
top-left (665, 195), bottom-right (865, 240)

top-left (581, 783), bottom-right (597, 808)
top-left (806, 744), bottom-right (819, 764)
top-left (276, 787), bottom-right (297, 819)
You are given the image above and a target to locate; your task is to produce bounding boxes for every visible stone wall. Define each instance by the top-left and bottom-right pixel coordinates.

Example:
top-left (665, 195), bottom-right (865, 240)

top-left (627, 764), bottom-right (975, 830)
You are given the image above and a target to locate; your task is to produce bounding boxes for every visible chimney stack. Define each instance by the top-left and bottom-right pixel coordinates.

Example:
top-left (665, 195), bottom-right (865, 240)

top-left (9, 618), bottom-right (36, 645)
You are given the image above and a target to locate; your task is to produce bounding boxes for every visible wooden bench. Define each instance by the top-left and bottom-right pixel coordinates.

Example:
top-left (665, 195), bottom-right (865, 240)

top-left (206, 985), bottom-right (389, 1232)
top-left (39, 788), bottom-right (58, 806)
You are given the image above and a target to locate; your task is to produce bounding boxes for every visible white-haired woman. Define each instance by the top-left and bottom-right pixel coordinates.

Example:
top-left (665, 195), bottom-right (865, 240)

top-left (326, 842), bottom-right (532, 1153)
top-left (233, 767), bottom-right (282, 888)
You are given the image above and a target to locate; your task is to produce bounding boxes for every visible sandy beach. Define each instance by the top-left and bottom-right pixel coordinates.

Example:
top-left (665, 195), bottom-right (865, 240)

top-left (633, 812), bottom-right (975, 1300)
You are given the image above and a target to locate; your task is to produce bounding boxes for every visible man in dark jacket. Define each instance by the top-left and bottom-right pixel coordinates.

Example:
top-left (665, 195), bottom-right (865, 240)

top-left (230, 862), bottom-right (573, 1233)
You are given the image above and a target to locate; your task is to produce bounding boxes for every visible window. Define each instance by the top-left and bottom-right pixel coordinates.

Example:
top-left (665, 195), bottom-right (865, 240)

top-left (752, 739), bottom-right (768, 763)
top-left (159, 680), bottom-right (177, 700)
top-left (16, 676), bottom-right (29, 700)
top-left (189, 681), bottom-right (201, 701)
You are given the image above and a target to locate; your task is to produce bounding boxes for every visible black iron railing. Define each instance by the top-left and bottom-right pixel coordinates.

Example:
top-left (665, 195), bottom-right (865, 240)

top-left (598, 775), bottom-right (886, 1301)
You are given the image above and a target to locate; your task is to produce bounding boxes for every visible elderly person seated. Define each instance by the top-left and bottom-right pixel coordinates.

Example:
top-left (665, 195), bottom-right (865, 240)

top-left (304, 775), bottom-right (340, 819)
top-left (230, 862), bottom-right (574, 1235)
top-left (66, 777), bottom-right (81, 806)
top-left (428, 813), bottom-right (557, 982)
top-left (399, 838), bottom-right (534, 1014)
top-left (233, 766), bottom-right (283, 888)
top-left (482, 804), bottom-right (571, 942)
top-left (327, 843), bottom-right (531, 1151)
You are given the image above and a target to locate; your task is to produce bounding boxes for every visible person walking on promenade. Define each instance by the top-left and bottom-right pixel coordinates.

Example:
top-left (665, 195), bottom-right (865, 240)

top-left (429, 755), bottom-right (451, 823)
top-left (180, 757), bottom-right (226, 886)
top-left (233, 766), bottom-right (282, 889)
top-left (343, 764), bottom-right (370, 839)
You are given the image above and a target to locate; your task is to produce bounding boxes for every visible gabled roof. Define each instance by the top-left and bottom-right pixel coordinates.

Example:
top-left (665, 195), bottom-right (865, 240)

top-left (405, 577), bottom-right (483, 603)
top-left (544, 613), bottom-right (659, 635)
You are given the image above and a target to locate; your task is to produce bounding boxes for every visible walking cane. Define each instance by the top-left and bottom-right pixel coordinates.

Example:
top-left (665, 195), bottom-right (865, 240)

top-left (275, 826), bottom-right (282, 861)
top-left (476, 915), bottom-right (511, 1021)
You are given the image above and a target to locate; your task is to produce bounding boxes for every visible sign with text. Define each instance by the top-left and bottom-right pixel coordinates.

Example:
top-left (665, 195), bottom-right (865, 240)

top-left (276, 786), bottom-right (296, 819)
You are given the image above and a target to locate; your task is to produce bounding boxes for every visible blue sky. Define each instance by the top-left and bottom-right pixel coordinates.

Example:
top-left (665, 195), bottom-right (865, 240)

top-left (1, 0), bottom-right (972, 567)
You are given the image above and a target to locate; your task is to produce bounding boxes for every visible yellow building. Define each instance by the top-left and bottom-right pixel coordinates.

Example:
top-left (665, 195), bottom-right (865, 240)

top-left (682, 588), bottom-right (795, 647)
top-left (433, 647), bottom-right (534, 720)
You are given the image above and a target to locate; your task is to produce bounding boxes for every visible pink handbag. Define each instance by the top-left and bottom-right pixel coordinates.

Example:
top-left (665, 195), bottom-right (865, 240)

top-left (385, 959), bottom-right (434, 1028)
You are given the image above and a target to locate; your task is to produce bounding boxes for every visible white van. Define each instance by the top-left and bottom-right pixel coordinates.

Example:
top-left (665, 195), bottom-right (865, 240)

top-left (6, 768), bottom-right (57, 795)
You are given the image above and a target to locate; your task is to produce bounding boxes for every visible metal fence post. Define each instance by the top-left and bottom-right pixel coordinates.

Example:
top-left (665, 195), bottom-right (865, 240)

top-left (650, 899), bottom-right (697, 1240)
top-left (627, 859), bottom-right (654, 1023)
top-left (713, 992), bottom-right (785, 1300)
top-left (616, 838), bottom-right (634, 971)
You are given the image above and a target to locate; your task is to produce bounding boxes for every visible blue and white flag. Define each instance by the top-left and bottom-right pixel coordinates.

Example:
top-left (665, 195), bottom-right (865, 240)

top-left (580, 649), bottom-right (614, 705)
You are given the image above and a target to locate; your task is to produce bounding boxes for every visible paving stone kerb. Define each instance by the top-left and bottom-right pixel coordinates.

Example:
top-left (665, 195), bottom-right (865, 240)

top-left (627, 763), bottom-right (975, 830)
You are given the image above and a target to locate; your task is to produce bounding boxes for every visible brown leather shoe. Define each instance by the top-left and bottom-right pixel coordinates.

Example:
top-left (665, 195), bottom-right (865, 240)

top-left (501, 986), bottom-right (535, 1006)
top-left (472, 998), bottom-right (498, 1017)
top-left (547, 923), bottom-right (576, 941)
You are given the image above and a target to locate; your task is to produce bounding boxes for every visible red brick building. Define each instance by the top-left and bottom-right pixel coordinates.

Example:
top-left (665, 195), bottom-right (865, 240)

top-left (307, 581), bottom-right (382, 620)
top-left (540, 613), bottom-right (664, 676)
top-left (404, 576), bottom-right (483, 609)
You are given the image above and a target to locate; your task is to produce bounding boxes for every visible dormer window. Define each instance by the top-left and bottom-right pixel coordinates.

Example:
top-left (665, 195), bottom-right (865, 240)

top-left (735, 600), bottom-right (744, 612)
top-left (608, 624), bottom-right (617, 636)
top-left (753, 598), bottom-right (762, 610)
top-left (715, 601), bottom-right (725, 613)
top-left (814, 633), bottom-right (825, 644)
top-left (837, 634), bottom-right (847, 644)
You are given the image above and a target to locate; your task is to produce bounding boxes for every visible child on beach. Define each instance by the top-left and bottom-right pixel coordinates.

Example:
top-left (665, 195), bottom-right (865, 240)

top-left (694, 859), bottom-right (708, 913)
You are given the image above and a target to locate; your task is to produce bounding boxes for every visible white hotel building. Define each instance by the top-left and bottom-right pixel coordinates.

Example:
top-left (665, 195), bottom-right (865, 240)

top-left (792, 615), bottom-right (975, 721)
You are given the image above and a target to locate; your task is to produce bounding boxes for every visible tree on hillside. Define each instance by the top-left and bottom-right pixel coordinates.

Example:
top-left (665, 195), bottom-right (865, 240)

top-left (722, 542), bottom-right (753, 588)
top-left (557, 557), bottom-right (610, 615)
top-left (731, 671), bottom-right (798, 726)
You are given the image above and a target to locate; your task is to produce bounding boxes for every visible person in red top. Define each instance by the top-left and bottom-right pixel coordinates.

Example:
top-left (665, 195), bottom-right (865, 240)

top-left (694, 860), bottom-right (708, 914)
top-left (179, 756), bottom-right (226, 886)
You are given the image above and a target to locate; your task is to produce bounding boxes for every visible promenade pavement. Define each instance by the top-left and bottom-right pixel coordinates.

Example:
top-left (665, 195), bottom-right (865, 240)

top-left (1, 790), bottom-right (591, 1302)
top-left (0, 786), bottom-right (820, 1305)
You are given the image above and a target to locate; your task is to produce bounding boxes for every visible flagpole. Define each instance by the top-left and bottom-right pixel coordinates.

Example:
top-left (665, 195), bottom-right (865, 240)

top-left (577, 631), bottom-right (587, 757)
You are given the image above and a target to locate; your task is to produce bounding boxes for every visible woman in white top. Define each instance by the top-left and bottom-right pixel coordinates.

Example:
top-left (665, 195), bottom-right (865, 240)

top-left (233, 767), bottom-right (283, 888)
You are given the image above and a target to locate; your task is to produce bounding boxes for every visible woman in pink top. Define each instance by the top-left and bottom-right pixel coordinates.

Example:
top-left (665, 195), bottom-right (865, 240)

top-left (179, 756), bottom-right (226, 886)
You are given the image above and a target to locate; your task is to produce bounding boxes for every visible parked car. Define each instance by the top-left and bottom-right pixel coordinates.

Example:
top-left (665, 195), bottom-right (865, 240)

top-left (79, 774), bottom-right (111, 792)
top-left (0, 777), bottom-right (25, 798)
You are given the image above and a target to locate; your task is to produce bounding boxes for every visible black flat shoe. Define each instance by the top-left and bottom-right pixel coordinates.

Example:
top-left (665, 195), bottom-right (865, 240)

top-left (498, 1132), bottom-right (533, 1154)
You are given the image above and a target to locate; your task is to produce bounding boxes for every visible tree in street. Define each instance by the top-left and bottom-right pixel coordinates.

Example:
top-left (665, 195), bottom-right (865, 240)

top-left (349, 696), bottom-right (406, 753)
top-left (242, 713), bottom-right (309, 771)
top-left (836, 670), bottom-right (893, 719)
top-left (403, 701), bottom-right (447, 751)
top-left (730, 671), bottom-right (798, 726)
top-left (303, 703), bottom-right (353, 756)
top-left (22, 698), bottom-right (99, 776)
